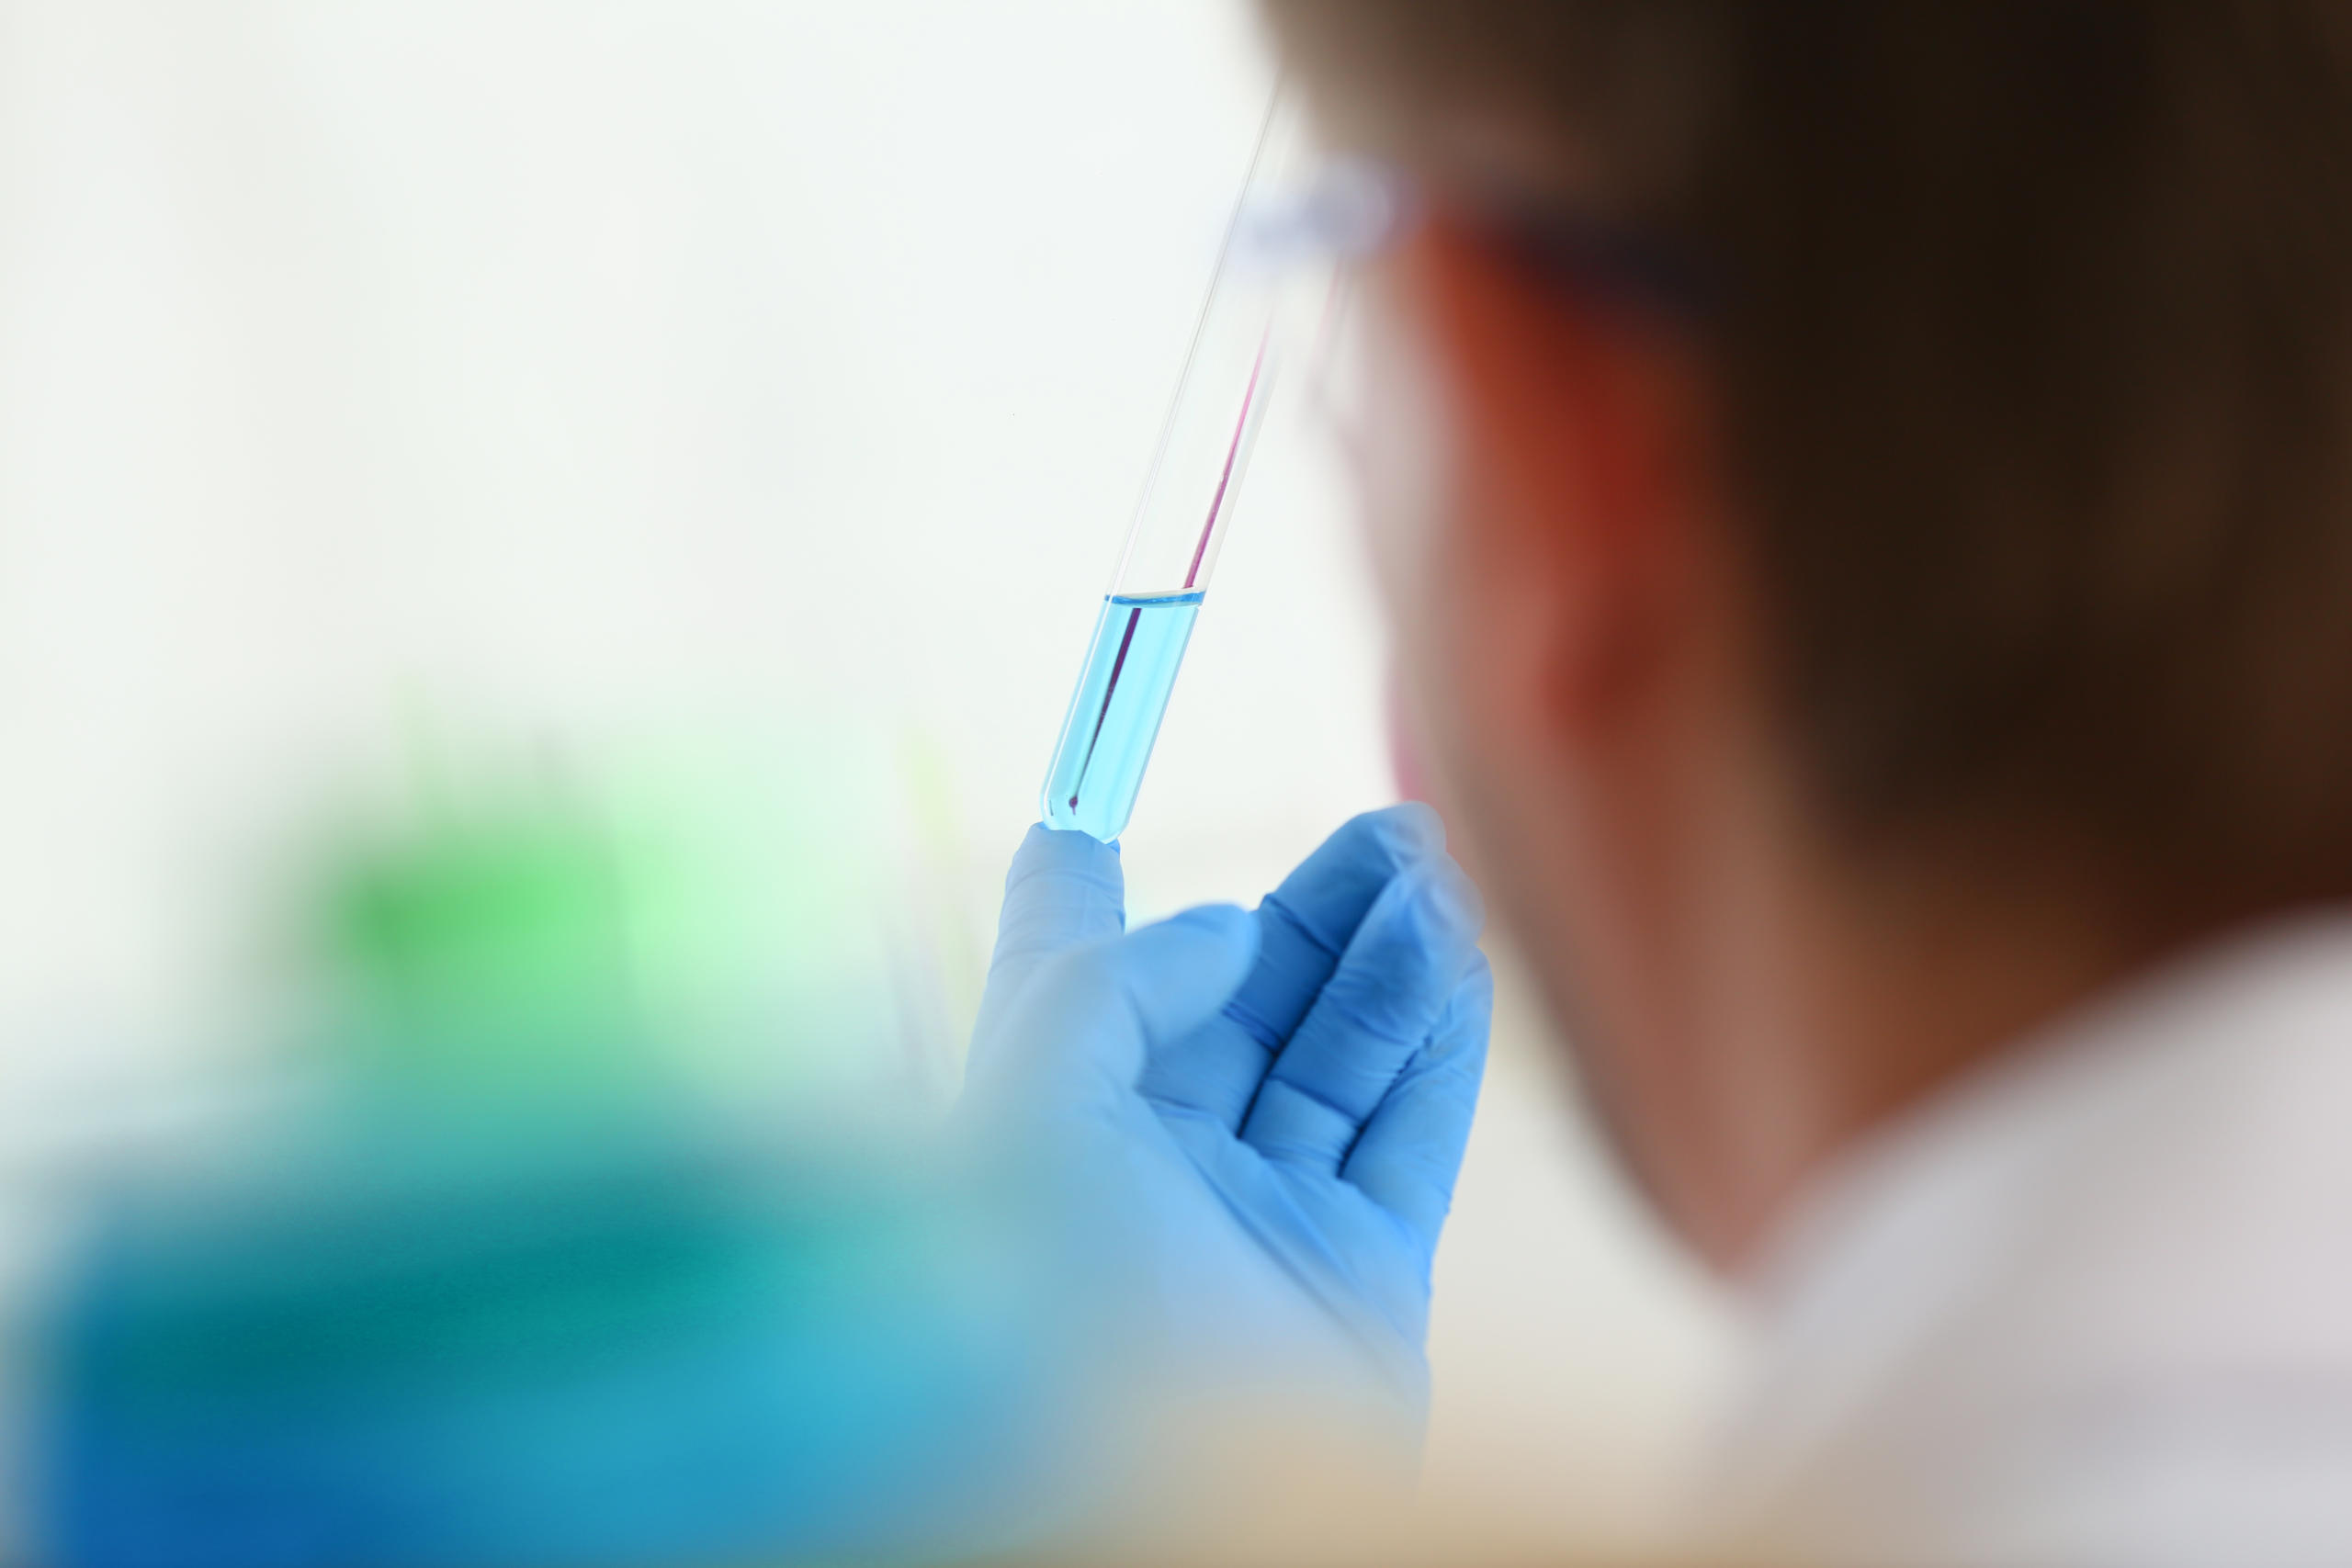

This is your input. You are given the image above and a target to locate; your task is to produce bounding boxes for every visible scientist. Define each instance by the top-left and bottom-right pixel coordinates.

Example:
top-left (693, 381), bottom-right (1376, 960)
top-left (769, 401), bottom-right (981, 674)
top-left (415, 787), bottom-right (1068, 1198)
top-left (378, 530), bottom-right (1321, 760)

top-left (969, 3), bottom-right (2352, 1560)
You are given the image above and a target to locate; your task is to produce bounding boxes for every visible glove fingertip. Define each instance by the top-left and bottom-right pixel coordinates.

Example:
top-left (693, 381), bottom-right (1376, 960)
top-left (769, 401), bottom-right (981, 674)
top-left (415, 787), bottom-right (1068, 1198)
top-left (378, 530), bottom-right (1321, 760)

top-left (1012, 820), bottom-right (1117, 870)
top-left (1417, 857), bottom-right (1486, 943)
top-left (1149, 905), bottom-right (1260, 999)
top-left (1100, 903), bottom-right (1261, 1046)
top-left (1380, 799), bottom-right (1446, 856)
top-left (1164, 901), bottom-right (1260, 959)
top-left (1458, 950), bottom-right (1497, 1007)
top-left (1005, 825), bottom-right (1122, 901)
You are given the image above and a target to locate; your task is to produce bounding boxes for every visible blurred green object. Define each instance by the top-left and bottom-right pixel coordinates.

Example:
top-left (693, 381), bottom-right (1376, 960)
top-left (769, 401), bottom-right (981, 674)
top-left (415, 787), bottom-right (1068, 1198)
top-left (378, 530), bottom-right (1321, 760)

top-left (323, 812), bottom-right (642, 1084)
top-left (284, 739), bottom-right (962, 1108)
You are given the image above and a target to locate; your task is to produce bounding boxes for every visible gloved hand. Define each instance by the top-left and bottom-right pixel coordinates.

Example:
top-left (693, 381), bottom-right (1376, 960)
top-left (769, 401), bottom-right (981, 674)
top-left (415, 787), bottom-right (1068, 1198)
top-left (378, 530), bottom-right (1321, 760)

top-left (962, 804), bottom-right (1491, 1426)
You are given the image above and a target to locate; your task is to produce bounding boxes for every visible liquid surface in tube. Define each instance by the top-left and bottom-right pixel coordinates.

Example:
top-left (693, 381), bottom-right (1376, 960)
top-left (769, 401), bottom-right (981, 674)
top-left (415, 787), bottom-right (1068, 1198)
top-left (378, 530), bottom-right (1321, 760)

top-left (1039, 591), bottom-right (1204, 841)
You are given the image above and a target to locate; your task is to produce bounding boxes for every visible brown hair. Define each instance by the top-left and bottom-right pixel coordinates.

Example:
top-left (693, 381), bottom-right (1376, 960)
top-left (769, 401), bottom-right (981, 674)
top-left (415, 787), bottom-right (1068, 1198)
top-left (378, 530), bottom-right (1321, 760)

top-left (1265, 1), bottom-right (2352, 902)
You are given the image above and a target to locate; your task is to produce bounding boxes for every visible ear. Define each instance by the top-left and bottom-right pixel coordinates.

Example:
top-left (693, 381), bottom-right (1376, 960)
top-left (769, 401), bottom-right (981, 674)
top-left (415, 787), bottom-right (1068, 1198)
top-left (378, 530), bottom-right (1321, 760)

top-left (1395, 214), bottom-right (1709, 731)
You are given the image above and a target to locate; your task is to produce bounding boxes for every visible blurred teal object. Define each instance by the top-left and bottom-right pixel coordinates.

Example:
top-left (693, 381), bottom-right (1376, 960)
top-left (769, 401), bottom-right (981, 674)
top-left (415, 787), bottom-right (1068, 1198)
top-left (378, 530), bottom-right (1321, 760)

top-left (37, 771), bottom-right (1065, 1566)
top-left (39, 1111), bottom-right (1065, 1567)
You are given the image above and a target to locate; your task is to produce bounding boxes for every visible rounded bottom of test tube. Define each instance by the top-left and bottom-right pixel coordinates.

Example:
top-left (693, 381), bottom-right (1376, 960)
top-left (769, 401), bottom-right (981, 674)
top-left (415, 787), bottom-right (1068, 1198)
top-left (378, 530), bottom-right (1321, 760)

top-left (1038, 592), bottom-right (1204, 841)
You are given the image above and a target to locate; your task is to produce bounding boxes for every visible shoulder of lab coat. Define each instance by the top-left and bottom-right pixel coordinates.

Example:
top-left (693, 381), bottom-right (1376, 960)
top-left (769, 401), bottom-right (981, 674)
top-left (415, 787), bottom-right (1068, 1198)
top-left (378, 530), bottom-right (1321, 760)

top-left (1706, 911), bottom-right (2352, 1567)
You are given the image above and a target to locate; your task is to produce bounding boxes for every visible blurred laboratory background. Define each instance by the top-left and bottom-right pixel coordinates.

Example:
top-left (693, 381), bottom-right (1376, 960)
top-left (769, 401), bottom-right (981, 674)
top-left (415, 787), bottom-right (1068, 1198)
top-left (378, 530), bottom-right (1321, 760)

top-left (0, 0), bottom-right (1738, 1555)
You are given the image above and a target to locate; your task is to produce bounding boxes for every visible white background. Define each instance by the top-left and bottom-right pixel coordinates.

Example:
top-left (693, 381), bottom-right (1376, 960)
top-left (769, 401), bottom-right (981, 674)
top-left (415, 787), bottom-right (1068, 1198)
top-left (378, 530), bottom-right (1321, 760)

top-left (0, 1), bottom-right (1737, 1549)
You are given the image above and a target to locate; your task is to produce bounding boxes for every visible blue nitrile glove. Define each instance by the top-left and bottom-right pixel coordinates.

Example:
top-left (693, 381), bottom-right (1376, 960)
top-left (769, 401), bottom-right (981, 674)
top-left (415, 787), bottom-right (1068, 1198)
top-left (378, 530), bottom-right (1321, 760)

top-left (962, 804), bottom-right (1491, 1427)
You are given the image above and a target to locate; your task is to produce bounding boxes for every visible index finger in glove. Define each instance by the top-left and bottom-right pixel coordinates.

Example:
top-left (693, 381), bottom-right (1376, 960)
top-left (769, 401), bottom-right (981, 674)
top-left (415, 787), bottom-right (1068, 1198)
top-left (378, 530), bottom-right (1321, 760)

top-left (972, 826), bottom-right (1125, 1061)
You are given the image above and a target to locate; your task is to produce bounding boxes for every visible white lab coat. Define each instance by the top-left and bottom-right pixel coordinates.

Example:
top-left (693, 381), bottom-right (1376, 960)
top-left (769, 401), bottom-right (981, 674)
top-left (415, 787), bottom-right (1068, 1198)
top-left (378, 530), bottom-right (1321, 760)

top-left (1706, 915), bottom-right (2352, 1566)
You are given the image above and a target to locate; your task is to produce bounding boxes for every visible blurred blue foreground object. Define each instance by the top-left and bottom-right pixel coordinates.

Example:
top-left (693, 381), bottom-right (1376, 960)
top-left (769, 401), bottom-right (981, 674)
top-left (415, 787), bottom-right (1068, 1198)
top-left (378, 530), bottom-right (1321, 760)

top-left (964, 803), bottom-right (1494, 1422)
top-left (38, 1113), bottom-right (1065, 1568)
top-left (35, 788), bottom-right (1074, 1568)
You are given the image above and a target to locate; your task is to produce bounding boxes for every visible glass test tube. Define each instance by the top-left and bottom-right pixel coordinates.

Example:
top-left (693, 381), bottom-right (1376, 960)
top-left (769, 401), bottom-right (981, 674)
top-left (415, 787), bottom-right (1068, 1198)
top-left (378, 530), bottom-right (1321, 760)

top-left (1039, 95), bottom-right (1338, 841)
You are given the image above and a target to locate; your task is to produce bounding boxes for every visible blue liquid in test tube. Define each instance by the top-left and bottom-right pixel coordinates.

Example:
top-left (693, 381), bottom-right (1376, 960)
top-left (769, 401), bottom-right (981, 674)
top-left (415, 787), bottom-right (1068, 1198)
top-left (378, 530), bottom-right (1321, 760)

top-left (1041, 592), bottom-right (1204, 840)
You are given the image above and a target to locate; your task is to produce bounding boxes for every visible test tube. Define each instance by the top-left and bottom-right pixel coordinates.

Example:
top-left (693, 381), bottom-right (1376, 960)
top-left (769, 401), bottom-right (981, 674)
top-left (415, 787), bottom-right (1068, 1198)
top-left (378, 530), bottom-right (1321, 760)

top-left (1039, 95), bottom-right (1339, 841)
